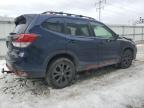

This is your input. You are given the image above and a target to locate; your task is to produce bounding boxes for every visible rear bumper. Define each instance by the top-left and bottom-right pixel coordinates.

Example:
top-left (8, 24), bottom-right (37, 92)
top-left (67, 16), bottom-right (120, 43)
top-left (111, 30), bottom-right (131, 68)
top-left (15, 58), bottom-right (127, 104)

top-left (5, 62), bottom-right (28, 77)
top-left (5, 55), bottom-right (45, 78)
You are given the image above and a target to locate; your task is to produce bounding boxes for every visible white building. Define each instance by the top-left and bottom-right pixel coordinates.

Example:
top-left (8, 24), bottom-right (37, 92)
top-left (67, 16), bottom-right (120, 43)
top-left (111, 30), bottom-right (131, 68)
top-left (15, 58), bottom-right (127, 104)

top-left (0, 16), bottom-right (15, 39)
top-left (0, 16), bottom-right (15, 57)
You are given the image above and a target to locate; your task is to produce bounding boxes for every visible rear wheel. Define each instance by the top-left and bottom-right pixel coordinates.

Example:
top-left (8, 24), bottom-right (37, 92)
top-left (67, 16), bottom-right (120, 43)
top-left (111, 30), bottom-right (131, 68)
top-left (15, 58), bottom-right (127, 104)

top-left (119, 49), bottom-right (133, 69)
top-left (45, 58), bottom-right (76, 89)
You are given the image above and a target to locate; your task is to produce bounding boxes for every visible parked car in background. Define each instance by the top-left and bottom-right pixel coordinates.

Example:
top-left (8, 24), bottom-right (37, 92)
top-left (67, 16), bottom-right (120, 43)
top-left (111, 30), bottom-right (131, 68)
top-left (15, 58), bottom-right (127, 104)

top-left (5, 11), bottom-right (137, 88)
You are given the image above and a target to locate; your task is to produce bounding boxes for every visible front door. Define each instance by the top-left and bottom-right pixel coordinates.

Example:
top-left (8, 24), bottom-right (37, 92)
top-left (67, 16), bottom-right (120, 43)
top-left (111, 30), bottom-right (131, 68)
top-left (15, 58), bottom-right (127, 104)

top-left (65, 18), bottom-right (102, 70)
top-left (90, 21), bottom-right (120, 66)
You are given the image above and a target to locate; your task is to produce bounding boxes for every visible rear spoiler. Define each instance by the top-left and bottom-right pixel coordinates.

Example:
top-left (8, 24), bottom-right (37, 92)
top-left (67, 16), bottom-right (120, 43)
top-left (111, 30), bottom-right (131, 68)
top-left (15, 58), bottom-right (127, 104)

top-left (15, 15), bottom-right (26, 26)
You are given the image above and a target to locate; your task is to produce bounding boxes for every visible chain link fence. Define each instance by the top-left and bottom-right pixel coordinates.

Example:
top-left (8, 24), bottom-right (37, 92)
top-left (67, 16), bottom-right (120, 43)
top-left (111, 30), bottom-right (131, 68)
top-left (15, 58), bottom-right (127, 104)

top-left (0, 21), bottom-right (144, 58)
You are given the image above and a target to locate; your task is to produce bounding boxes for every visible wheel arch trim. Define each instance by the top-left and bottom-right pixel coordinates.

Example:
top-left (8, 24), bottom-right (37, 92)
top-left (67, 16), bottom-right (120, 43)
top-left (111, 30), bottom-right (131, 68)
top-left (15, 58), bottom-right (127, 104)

top-left (43, 50), bottom-right (79, 74)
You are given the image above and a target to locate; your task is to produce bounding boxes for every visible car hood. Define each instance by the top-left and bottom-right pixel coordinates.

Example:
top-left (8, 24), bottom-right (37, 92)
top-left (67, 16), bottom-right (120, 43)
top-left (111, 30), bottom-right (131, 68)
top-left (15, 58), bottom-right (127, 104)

top-left (119, 36), bottom-right (133, 41)
top-left (119, 36), bottom-right (136, 45)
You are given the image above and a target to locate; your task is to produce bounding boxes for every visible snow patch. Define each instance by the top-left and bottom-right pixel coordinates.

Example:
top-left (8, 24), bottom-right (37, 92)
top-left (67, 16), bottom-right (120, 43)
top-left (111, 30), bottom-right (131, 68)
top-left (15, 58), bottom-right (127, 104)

top-left (0, 44), bottom-right (143, 108)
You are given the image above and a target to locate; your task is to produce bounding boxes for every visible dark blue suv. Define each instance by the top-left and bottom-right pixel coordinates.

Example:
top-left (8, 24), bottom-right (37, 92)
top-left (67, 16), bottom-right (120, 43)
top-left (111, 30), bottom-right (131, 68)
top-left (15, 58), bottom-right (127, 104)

top-left (5, 11), bottom-right (137, 88)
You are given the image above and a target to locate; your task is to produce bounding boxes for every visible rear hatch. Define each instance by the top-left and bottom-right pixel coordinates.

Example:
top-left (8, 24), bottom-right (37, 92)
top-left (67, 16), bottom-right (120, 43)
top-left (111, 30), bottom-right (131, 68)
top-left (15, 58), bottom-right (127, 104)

top-left (6, 14), bottom-right (38, 60)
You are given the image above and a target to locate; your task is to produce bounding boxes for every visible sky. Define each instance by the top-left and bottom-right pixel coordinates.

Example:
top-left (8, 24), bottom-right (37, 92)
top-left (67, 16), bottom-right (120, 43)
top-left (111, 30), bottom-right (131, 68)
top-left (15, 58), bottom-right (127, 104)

top-left (0, 0), bottom-right (144, 25)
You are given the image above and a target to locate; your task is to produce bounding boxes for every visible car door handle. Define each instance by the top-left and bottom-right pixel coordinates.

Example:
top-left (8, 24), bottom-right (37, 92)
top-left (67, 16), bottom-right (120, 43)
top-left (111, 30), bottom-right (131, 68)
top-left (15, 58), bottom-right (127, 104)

top-left (69, 40), bottom-right (76, 44)
top-left (106, 39), bottom-right (114, 43)
top-left (100, 40), bottom-right (111, 44)
top-left (106, 39), bottom-right (111, 42)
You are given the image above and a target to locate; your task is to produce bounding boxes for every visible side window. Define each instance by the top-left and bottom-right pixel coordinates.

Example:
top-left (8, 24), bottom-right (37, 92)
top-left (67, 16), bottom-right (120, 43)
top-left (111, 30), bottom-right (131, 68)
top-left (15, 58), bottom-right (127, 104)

top-left (41, 18), bottom-right (64, 33)
top-left (91, 22), bottom-right (113, 39)
top-left (65, 20), bottom-right (90, 37)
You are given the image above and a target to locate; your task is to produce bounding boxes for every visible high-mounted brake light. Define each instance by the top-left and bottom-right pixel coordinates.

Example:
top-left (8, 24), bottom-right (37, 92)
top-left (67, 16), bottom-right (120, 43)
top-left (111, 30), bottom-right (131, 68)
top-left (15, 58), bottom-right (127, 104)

top-left (12, 33), bottom-right (37, 48)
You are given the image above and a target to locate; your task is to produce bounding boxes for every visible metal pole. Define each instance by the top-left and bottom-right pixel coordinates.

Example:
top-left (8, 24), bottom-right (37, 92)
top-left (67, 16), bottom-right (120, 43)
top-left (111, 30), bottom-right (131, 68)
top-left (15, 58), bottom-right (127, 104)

top-left (99, 1), bottom-right (102, 21)
top-left (142, 27), bottom-right (144, 40)
top-left (95, 0), bottom-right (106, 21)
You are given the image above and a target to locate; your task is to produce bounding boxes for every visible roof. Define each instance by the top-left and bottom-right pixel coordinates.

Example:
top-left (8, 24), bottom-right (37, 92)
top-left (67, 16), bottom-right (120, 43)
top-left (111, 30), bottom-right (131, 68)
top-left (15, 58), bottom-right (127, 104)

top-left (41, 11), bottom-right (96, 21)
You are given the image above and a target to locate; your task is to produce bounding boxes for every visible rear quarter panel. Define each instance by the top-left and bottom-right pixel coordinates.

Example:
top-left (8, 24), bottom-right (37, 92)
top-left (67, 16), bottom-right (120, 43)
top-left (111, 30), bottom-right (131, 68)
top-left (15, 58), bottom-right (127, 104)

top-left (27, 24), bottom-right (68, 75)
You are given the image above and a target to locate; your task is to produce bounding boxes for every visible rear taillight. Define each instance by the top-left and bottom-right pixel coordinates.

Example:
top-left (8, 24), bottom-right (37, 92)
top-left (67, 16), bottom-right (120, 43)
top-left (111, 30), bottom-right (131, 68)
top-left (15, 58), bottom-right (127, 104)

top-left (12, 34), bottom-right (37, 48)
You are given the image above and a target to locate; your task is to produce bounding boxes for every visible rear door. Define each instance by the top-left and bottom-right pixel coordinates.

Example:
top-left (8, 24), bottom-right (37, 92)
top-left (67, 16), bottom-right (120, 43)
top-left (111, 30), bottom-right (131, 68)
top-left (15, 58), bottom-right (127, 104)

top-left (65, 18), bottom-right (102, 70)
top-left (90, 21), bottom-right (120, 65)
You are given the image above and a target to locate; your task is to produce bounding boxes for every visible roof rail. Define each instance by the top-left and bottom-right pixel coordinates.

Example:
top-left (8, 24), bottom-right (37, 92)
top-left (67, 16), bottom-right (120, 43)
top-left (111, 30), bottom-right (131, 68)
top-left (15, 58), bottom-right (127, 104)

top-left (41, 11), bottom-right (95, 20)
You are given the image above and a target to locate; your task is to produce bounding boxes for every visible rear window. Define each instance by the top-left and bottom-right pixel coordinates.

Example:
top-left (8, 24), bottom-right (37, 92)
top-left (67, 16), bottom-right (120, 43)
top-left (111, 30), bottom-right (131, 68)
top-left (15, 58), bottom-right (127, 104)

top-left (41, 18), bottom-right (64, 33)
top-left (14, 15), bottom-right (34, 34)
top-left (14, 24), bottom-right (27, 34)
top-left (65, 20), bottom-right (90, 37)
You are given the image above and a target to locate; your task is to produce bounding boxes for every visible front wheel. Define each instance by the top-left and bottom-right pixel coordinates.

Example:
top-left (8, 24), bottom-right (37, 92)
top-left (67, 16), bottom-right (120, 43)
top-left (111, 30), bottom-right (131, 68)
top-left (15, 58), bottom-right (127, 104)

top-left (45, 58), bottom-right (76, 89)
top-left (119, 49), bottom-right (133, 69)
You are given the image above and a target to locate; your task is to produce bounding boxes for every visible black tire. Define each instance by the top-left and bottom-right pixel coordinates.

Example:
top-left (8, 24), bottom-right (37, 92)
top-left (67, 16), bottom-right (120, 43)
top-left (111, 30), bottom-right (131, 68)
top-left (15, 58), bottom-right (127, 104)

top-left (119, 49), bottom-right (133, 69)
top-left (45, 58), bottom-right (76, 89)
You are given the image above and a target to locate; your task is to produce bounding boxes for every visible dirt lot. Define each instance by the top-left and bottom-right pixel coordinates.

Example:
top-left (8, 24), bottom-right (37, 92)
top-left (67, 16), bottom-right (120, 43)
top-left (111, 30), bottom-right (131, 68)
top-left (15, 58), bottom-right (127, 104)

top-left (0, 44), bottom-right (144, 108)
